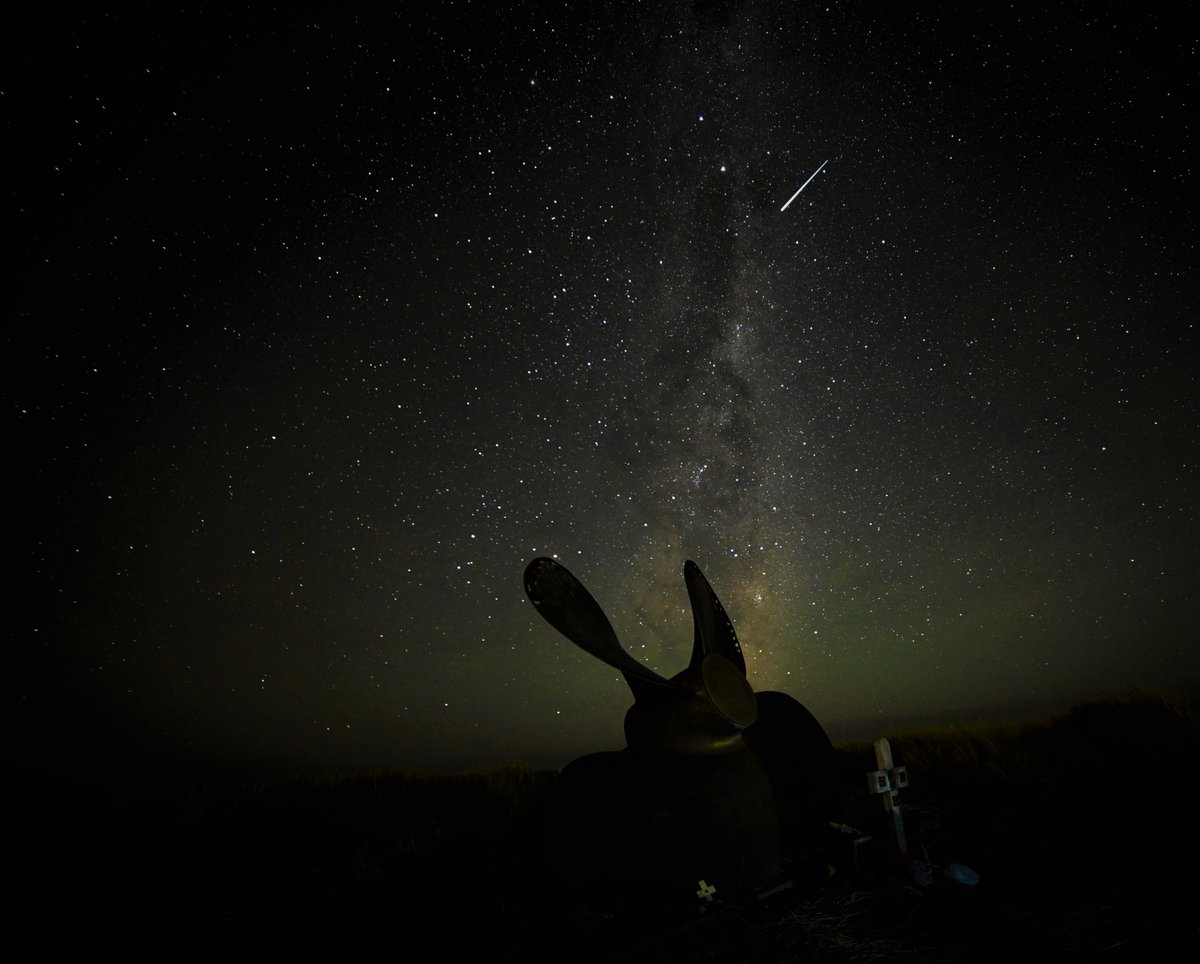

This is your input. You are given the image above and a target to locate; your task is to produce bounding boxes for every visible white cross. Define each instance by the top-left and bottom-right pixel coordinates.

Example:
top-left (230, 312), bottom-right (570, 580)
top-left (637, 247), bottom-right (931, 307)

top-left (697, 879), bottom-right (716, 902)
top-left (867, 737), bottom-right (909, 854)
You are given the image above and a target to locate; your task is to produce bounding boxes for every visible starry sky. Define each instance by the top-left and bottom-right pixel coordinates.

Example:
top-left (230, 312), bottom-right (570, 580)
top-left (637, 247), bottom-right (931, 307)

top-left (13, 3), bottom-right (1197, 778)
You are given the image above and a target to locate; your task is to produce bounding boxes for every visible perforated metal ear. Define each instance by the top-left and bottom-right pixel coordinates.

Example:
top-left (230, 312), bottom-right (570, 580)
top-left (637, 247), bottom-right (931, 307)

top-left (684, 559), bottom-right (747, 676)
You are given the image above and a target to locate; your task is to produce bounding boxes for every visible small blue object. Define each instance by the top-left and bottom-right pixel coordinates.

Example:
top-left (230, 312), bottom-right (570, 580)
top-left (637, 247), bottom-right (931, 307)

top-left (943, 863), bottom-right (980, 886)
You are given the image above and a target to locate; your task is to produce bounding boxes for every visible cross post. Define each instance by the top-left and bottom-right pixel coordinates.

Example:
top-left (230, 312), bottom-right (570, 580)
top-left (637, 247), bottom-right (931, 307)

top-left (866, 737), bottom-right (909, 855)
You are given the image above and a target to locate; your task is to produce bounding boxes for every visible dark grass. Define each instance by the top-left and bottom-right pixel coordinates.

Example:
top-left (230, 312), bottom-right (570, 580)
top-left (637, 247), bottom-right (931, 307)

top-left (17, 691), bottom-right (1199, 958)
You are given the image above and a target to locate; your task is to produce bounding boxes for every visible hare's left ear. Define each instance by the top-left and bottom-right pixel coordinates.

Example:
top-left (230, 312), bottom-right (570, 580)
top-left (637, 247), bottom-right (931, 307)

top-left (524, 557), bottom-right (672, 689)
top-left (684, 560), bottom-right (747, 676)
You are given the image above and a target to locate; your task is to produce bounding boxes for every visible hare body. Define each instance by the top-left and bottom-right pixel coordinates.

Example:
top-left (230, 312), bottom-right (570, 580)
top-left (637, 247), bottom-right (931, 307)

top-left (543, 744), bottom-right (781, 894)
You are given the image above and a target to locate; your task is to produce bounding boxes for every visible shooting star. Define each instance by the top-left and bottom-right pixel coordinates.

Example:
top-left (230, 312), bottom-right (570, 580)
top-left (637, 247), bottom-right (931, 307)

top-left (780, 159), bottom-right (829, 212)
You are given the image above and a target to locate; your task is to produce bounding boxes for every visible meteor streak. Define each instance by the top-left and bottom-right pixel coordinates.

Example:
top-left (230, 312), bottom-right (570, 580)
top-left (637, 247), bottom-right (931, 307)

top-left (780, 159), bottom-right (828, 212)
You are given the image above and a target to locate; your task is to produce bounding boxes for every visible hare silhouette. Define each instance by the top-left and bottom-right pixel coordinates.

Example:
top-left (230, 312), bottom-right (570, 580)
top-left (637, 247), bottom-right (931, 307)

top-left (524, 557), bottom-right (837, 896)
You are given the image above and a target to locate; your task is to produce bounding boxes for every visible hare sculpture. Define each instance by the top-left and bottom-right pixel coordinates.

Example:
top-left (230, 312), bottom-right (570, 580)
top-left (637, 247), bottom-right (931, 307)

top-left (524, 556), bottom-right (838, 897)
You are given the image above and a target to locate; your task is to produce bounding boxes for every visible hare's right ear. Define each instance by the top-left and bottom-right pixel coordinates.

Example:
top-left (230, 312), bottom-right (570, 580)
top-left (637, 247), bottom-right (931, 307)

top-left (684, 560), bottom-right (747, 676)
top-left (524, 557), bottom-right (671, 688)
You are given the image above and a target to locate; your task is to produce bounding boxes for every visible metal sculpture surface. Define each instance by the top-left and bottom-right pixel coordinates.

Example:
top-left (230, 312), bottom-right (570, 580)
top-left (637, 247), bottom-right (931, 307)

top-left (524, 557), bottom-right (838, 896)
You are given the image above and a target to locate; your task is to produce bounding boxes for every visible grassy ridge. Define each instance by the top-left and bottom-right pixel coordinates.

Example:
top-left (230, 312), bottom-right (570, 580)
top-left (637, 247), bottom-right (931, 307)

top-left (16, 692), bottom-right (1198, 959)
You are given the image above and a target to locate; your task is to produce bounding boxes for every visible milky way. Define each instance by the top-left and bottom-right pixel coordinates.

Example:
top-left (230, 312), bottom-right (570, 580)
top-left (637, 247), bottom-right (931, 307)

top-left (14, 4), bottom-right (1197, 776)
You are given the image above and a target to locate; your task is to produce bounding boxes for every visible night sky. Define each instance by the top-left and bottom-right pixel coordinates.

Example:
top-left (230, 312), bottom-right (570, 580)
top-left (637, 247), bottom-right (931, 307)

top-left (13, 4), bottom-right (1197, 778)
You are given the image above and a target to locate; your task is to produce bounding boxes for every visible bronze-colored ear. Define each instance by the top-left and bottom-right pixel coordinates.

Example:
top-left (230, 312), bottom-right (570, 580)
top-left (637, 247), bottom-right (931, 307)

top-left (697, 653), bottom-right (757, 727)
top-left (684, 560), bottom-right (747, 676)
top-left (524, 557), bottom-right (671, 688)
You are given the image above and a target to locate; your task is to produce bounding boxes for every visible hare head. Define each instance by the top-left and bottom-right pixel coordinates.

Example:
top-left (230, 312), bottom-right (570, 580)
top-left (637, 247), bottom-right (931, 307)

top-left (524, 556), bottom-right (760, 753)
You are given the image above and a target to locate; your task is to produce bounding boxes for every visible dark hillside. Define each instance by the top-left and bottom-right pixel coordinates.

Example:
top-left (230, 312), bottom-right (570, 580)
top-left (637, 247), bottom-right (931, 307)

top-left (16, 693), bottom-right (1197, 959)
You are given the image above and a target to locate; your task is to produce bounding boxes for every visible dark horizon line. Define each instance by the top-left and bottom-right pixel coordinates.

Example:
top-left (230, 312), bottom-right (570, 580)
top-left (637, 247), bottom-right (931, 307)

top-left (19, 684), bottom-right (1196, 796)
